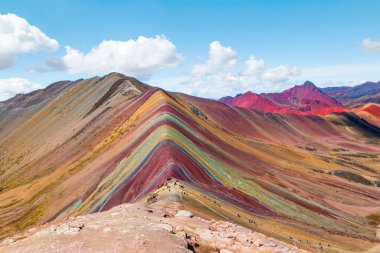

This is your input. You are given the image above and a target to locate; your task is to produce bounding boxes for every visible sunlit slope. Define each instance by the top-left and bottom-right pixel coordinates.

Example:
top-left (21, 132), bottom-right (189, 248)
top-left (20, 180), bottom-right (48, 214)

top-left (0, 73), bottom-right (380, 252)
top-left (354, 103), bottom-right (380, 128)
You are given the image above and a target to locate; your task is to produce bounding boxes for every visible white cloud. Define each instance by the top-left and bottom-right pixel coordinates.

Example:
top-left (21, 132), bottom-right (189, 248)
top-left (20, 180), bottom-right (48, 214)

top-left (176, 41), bottom-right (300, 98)
top-left (28, 57), bottom-right (67, 73)
top-left (242, 56), bottom-right (265, 76)
top-left (192, 41), bottom-right (237, 76)
top-left (362, 39), bottom-right (380, 52)
top-left (262, 66), bottom-right (300, 83)
top-left (61, 35), bottom-right (182, 78)
top-left (242, 56), bottom-right (300, 84)
top-left (0, 78), bottom-right (42, 101)
top-left (183, 71), bottom-right (247, 99)
top-left (0, 13), bottom-right (59, 69)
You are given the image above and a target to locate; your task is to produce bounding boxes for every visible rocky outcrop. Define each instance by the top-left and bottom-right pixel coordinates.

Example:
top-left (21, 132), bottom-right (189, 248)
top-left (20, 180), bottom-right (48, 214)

top-left (0, 202), bottom-right (309, 253)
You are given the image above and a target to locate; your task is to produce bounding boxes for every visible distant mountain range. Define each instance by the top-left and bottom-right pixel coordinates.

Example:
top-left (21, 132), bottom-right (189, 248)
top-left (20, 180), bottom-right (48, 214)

top-left (321, 81), bottom-right (380, 108)
top-left (220, 80), bottom-right (380, 114)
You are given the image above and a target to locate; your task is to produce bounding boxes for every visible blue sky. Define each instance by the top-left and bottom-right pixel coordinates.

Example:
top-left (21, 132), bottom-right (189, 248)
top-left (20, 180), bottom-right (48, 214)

top-left (0, 0), bottom-right (380, 100)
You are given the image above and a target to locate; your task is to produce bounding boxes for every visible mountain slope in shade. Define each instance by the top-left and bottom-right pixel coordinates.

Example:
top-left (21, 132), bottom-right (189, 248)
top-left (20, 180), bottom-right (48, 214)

top-left (322, 81), bottom-right (380, 108)
top-left (1, 73), bottom-right (380, 252)
top-left (222, 81), bottom-right (345, 114)
top-left (219, 95), bottom-right (235, 103)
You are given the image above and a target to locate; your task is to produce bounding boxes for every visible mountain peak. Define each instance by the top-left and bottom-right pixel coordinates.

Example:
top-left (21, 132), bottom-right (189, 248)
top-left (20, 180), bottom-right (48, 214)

top-left (302, 81), bottom-right (317, 88)
top-left (97, 72), bottom-right (151, 94)
top-left (243, 91), bottom-right (259, 96)
top-left (105, 72), bottom-right (127, 79)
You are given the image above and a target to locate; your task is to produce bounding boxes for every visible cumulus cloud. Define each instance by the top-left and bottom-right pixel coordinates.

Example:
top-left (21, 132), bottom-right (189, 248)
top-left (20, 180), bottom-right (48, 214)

top-left (362, 39), bottom-right (380, 52)
top-left (0, 13), bottom-right (59, 69)
top-left (262, 66), bottom-right (300, 83)
top-left (28, 57), bottom-right (67, 73)
top-left (177, 41), bottom-right (300, 98)
top-left (0, 78), bottom-right (42, 101)
top-left (61, 36), bottom-right (182, 78)
top-left (192, 41), bottom-right (237, 76)
top-left (242, 56), bottom-right (265, 76)
top-left (27, 65), bottom-right (49, 73)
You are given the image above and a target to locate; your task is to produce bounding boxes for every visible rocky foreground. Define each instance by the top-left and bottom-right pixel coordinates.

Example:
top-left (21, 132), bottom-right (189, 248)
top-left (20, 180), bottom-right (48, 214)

top-left (0, 201), bottom-right (309, 253)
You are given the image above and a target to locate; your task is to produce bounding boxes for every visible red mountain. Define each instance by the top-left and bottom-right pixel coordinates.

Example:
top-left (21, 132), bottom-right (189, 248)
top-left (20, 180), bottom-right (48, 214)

top-left (225, 91), bottom-right (285, 113)
top-left (223, 81), bottom-right (346, 115)
top-left (262, 81), bottom-right (344, 111)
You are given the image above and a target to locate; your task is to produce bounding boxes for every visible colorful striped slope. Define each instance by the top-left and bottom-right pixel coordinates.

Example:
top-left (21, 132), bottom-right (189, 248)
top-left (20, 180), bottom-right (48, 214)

top-left (1, 73), bottom-right (380, 252)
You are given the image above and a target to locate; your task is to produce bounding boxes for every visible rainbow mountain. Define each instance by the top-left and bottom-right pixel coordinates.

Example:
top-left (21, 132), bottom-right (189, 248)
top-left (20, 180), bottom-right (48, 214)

top-left (1, 73), bottom-right (380, 252)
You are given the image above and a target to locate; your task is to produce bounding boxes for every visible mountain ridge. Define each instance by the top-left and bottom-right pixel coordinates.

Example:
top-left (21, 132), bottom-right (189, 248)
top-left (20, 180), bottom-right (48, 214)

top-left (321, 81), bottom-right (380, 107)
